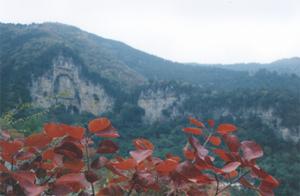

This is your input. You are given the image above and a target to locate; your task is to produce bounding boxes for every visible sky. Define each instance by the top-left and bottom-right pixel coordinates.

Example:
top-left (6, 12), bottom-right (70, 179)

top-left (0, 0), bottom-right (299, 64)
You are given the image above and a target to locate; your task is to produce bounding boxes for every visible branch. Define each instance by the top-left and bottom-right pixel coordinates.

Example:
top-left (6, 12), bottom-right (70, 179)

top-left (84, 132), bottom-right (95, 196)
top-left (126, 183), bottom-right (135, 196)
top-left (216, 170), bottom-right (251, 195)
top-left (127, 173), bottom-right (137, 196)
top-left (214, 174), bottom-right (219, 196)
top-left (40, 172), bottom-right (56, 185)
top-left (203, 132), bottom-right (213, 147)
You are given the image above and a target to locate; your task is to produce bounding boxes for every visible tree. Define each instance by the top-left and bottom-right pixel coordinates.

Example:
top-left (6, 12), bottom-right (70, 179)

top-left (0, 117), bottom-right (279, 195)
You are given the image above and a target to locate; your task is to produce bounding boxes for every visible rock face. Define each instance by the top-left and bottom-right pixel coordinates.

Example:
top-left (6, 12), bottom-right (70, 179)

top-left (29, 55), bottom-right (300, 143)
top-left (255, 108), bottom-right (300, 143)
top-left (138, 87), bottom-right (186, 123)
top-left (210, 106), bottom-right (300, 143)
top-left (30, 56), bottom-right (113, 115)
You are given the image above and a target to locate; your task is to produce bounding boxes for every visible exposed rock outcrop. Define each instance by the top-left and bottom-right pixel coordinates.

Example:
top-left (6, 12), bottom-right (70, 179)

top-left (30, 56), bottom-right (113, 115)
top-left (138, 86), bottom-right (186, 123)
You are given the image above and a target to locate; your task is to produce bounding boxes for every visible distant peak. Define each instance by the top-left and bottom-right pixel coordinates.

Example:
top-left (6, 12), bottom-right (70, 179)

top-left (271, 57), bottom-right (300, 64)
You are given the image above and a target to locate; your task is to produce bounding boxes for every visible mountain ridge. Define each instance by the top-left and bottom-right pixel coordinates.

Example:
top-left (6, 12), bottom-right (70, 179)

top-left (1, 22), bottom-right (300, 114)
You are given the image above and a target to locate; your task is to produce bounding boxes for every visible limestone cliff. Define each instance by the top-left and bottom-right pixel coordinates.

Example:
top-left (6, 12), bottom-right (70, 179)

top-left (138, 86), bottom-right (186, 123)
top-left (30, 56), bottom-right (113, 115)
top-left (207, 106), bottom-right (300, 143)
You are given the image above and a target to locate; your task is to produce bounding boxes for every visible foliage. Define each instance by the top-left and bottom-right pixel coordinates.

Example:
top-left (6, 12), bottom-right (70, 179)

top-left (0, 117), bottom-right (279, 195)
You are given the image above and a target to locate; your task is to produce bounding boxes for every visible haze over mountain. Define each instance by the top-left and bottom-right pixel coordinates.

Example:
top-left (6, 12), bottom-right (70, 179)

top-left (189, 57), bottom-right (300, 76)
top-left (0, 22), bottom-right (300, 195)
top-left (1, 22), bottom-right (299, 122)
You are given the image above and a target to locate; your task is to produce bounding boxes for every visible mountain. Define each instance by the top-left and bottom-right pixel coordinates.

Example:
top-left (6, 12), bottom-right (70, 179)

top-left (190, 57), bottom-right (300, 76)
top-left (0, 22), bottom-right (299, 136)
top-left (1, 22), bottom-right (300, 195)
top-left (1, 22), bottom-right (299, 112)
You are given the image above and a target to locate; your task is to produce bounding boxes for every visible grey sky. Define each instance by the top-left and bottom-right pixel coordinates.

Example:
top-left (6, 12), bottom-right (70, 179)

top-left (0, 0), bottom-right (299, 64)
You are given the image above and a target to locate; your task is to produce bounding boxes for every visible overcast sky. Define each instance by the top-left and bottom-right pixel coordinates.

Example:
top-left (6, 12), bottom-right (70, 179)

top-left (0, 0), bottom-right (299, 64)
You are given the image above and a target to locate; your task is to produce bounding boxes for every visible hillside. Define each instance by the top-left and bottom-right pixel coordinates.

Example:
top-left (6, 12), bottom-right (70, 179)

top-left (1, 22), bottom-right (300, 113)
top-left (1, 22), bottom-right (299, 139)
top-left (190, 57), bottom-right (300, 76)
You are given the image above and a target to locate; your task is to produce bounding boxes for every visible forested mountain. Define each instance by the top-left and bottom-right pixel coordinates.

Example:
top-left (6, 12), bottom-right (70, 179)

top-left (190, 57), bottom-right (300, 76)
top-left (0, 22), bottom-right (300, 195)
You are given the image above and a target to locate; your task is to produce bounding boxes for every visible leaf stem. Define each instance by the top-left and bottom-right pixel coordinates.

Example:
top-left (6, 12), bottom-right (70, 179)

top-left (84, 132), bottom-right (95, 196)
top-left (216, 170), bottom-right (251, 195)
top-left (214, 174), bottom-right (219, 196)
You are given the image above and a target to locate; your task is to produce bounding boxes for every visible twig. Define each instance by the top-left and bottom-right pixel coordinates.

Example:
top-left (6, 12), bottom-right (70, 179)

top-left (214, 174), bottom-right (219, 196)
top-left (41, 172), bottom-right (56, 185)
top-left (203, 132), bottom-right (213, 147)
top-left (127, 173), bottom-right (137, 196)
top-left (126, 182), bottom-right (135, 196)
top-left (84, 133), bottom-right (95, 196)
top-left (216, 170), bottom-right (251, 195)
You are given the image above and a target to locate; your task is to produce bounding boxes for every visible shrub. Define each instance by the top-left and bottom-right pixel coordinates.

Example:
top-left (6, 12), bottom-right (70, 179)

top-left (0, 117), bottom-right (279, 195)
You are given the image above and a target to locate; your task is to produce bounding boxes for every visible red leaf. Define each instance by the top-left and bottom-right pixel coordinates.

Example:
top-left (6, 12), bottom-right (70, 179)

top-left (259, 181), bottom-right (275, 196)
top-left (177, 161), bottom-right (213, 184)
top-left (55, 173), bottom-right (89, 192)
top-left (44, 123), bottom-right (65, 138)
top-left (209, 136), bottom-right (221, 146)
top-left (213, 149), bottom-right (233, 162)
top-left (54, 141), bottom-right (83, 160)
top-left (223, 134), bottom-right (240, 152)
top-left (221, 161), bottom-right (241, 173)
top-left (156, 158), bottom-right (179, 173)
top-left (182, 127), bottom-right (203, 135)
top-left (41, 162), bottom-right (56, 170)
top-left (134, 171), bottom-right (157, 189)
top-left (63, 125), bottom-right (85, 140)
top-left (12, 171), bottom-right (35, 184)
top-left (240, 177), bottom-right (256, 189)
top-left (241, 141), bottom-right (263, 161)
top-left (97, 185), bottom-right (123, 196)
top-left (42, 149), bottom-right (55, 160)
top-left (0, 140), bottom-right (22, 154)
top-left (97, 140), bottom-right (119, 154)
top-left (105, 164), bottom-right (127, 178)
top-left (112, 158), bottom-right (137, 170)
top-left (130, 149), bottom-right (153, 164)
top-left (189, 136), bottom-right (208, 159)
top-left (263, 175), bottom-right (279, 188)
top-left (189, 117), bottom-right (205, 127)
top-left (166, 153), bottom-right (181, 162)
top-left (91, 156), bottom-right (109, 169)
top-left (95, 128), bottom-right (119, 138)
top-left (63, 160), bottom-right (85, 172)
top-left (108, 176), bottom-right (128, 184)
top-left (12, 171), bottom-right (46, 196)
top-left (227, 170), bottom-right (239, 179)
top-left (207, 119), bottom-right (215, 128)
top-left (1, 152), bottom-right (15, 164)
top-left (133, 138), bottom-right (154, 150)
top-left (251, 165), bottom-right (269, 179)
top-left (51, 184), bottom-right (73, 195)
top-left (88, 118), bottom-right (111, 133)
top-left (176, 161), bottom-right (201, 180)
top-left (183, 146), bottom-right (195, 160)
top-left (84, 170), bottom-right (99, 183)
top-left (25, 133), bottom-right (52, 148)
top-left (15, 151), bottom-right (34, 160)
top-left (0, 163), bottom-right (9, 172)
top-left (217, 123), bottom-right (237, 134)
top-left (22, 183), bottom-right (46, 196)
